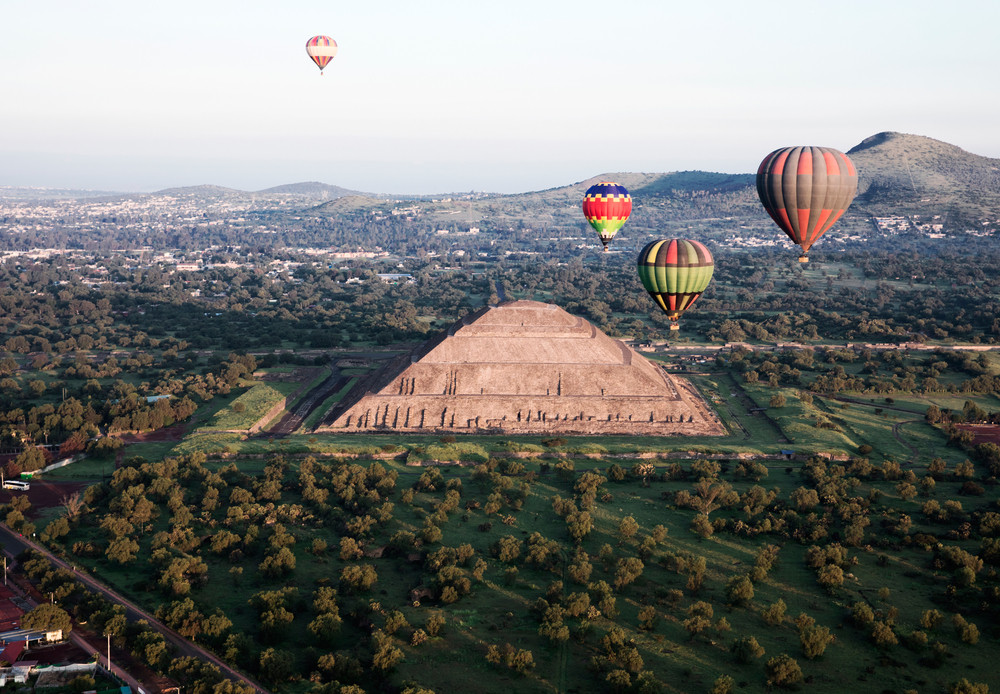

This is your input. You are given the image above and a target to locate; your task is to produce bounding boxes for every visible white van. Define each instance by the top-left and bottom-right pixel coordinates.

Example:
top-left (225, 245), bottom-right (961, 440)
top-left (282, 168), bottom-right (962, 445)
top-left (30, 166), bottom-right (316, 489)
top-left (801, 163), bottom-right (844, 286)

top-left (2, 480), bottom-right (29, 491)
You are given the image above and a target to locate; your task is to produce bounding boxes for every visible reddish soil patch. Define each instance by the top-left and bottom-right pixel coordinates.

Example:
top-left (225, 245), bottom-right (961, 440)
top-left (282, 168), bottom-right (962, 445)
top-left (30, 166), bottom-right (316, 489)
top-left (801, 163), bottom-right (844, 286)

top-left (21, 640), bottom-right (92, 665)
top-left (0, 479), bottom-right (89, 519)
top-left (113, 419), bottom-right (193, 468)
top-left (956, 424), bottom-right (1000, 446)
top-left (118, 419), bottom-right (191, 444)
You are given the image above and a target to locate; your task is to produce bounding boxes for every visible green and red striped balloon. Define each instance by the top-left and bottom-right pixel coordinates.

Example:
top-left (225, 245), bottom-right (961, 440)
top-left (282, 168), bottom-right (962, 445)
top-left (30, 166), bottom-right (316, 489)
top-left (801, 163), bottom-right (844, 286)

top-left (756, 146), bottom-right (858, 262)
top-left (637, 239), bottom-right (714, 331)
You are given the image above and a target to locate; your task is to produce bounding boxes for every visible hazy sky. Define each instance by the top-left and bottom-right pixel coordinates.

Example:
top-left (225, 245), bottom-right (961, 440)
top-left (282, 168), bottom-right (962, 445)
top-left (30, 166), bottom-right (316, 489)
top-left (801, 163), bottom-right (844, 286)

top-left (3, 0), bottom-right (999, 194)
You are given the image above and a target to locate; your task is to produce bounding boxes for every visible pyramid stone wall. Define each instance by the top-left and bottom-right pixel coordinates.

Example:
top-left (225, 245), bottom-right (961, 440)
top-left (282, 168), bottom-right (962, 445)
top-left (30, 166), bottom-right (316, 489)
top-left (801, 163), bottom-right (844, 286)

top-left (316, 301), bottom-right (724, 436)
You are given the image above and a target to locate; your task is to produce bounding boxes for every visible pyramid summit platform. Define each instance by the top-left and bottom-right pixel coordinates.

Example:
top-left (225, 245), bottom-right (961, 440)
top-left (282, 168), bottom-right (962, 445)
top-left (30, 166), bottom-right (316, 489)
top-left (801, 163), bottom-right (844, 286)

top-left (317, 300), bottom-right (724, 436)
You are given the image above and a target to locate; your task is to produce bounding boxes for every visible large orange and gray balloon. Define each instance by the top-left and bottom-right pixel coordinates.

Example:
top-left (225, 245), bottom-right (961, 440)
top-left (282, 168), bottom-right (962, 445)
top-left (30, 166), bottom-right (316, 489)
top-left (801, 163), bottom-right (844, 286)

top-left (306, 36), bottom-right (338, 73)
top-left (637, 239), bottom-right (714, 331)
top-left (756, 146), bottom-right (858, 262)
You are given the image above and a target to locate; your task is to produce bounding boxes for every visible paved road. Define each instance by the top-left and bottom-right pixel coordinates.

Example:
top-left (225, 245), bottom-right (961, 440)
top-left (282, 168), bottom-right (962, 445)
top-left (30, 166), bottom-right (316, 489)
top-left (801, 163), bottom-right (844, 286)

top-left (0, 544), bottom-right (143, 691)
top-left (0, 524), bottom-right (270, 694)
top-left (639, 342), bottom-right (1000, 354)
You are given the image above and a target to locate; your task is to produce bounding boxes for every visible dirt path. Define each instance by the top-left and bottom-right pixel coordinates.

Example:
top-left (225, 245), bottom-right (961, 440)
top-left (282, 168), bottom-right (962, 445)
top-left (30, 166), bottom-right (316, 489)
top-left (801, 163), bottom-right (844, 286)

top-left (264, 366), bottom-right (345, 435)
top-left (824, 394), bottom-right (925, 415)
top-left (891, 419), bottom-right (923, 465)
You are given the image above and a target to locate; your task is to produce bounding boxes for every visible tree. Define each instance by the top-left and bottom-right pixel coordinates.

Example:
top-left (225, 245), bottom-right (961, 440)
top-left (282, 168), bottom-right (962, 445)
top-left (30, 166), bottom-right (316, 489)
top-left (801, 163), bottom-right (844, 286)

top-left (566, 511), bottom-right (593, 543)
top-left (426, 613), bottom-right (446, 637)
top-left (690, 514), bottom-right (714, 539)
top-left (259, 648), bottom-right (294, 685)
top-left (790, 487), bottom-right (819, 511)
top-left (637, 605), bottom-right (658, 631)
top-left (258, 548), bottom-right (296, 578)
top-left (567, 552), bottom-right (593, 584)
top-left (683, 602), bottom-right (713, 639)
top-left (871, 621), bottom-right (898, 648)
top-left (765, 654), bottom-right (803, 688)
top-left (711, 675), bottom-right (735, 694)
top-left (725, 574), bottom-right (754, 606)
top-left (202, 610), bottom-right (232, 639)
top-left (372, 630), bottom-right (404, 671)
top-left (618, 515), bottom-right (639, 541)
top-left (14, 446), bottom-right (47, 472)
top-left (920, 609), bottom-right (943, 630)
top-left (494, 536), bottom-right (521, 563)
top-left (105, 537), bottom-right (140, 565)
top-left (613, 557), bottom-right (644, 590)
top-left (732, 636), bottom-right (765, 664)
top-left (22, 604), bottom-right (72, 635)
top-left (606, 670), bottom-right (631, 692)
top-left (799, 624), bottom-right (834, 659)
top-left (600, 627), bottom-right (643, 674)
top-left (949, 679), bottom-right (990, 694)
top-left (258, 608), bottom-right (294, 642)
top-left (40, 516), bottom-right (70, 543)
top-left (307, 612), bottom-right (342, 645)
top-left (339, 537), bottom-right (364, 561)
top-left (155, 599), bottom-right (205, 640)
top-left (508, 647), bottom-right (535, 674)
top-left (340, 564), bottom-right (378, 593)
top-left (953, 614), bottom-right (980, 645)
top-left (816, 564), bottom-right (844, 592)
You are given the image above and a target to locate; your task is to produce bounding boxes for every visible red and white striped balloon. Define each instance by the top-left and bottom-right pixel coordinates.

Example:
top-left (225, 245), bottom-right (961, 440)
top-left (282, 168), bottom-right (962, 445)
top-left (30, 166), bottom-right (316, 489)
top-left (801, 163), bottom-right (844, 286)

top-left (306, 36), bottom-right (338, 74)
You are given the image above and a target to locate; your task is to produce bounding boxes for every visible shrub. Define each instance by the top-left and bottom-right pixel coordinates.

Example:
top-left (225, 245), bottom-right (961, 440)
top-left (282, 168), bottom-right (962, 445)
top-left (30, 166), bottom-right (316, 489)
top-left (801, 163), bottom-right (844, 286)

top-left (765, 653), bottom-right (802, 688)
top-left (732, 636), bottom-right (765, 663)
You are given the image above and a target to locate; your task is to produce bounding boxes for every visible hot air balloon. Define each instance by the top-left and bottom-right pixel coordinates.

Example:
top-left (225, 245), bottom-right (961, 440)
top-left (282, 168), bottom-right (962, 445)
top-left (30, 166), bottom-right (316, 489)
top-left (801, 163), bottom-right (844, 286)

top-left (637, 239), bottom-right (714, 331)
top-left (583, 182), bottom-right (631, 252)
top-left (756, 146), bottom-right (858, 262)
top-left (306, 35), bottom-right (338, 74)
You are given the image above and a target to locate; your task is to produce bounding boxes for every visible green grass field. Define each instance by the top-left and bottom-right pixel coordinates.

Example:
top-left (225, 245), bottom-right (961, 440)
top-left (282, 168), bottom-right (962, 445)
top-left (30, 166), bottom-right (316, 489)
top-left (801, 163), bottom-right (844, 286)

top-left (40, 450), bottom-right (1000, 694)
top-left (24, 351), bottom-right (1000, 694)
top-left (201, 382), bottom-right (297, 431)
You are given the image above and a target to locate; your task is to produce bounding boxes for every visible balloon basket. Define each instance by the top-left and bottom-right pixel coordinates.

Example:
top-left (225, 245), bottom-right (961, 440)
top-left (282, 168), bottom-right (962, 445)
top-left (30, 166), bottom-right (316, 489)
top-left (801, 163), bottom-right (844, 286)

top-left (669, 324), bottom-right (680, 331)
top-left (798, 255), bottom-right (809, 263)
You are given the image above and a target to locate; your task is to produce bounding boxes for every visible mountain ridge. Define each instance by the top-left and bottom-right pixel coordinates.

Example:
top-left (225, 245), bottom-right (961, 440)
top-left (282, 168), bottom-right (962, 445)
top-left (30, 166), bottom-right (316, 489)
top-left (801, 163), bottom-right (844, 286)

top-left (4, 133), bottom-right (999, 227)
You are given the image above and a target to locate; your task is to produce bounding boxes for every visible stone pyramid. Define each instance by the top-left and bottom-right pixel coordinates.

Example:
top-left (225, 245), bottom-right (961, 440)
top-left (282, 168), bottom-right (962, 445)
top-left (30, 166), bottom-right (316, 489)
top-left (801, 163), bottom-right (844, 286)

top-left (317, 300), bottom-right (724, 436)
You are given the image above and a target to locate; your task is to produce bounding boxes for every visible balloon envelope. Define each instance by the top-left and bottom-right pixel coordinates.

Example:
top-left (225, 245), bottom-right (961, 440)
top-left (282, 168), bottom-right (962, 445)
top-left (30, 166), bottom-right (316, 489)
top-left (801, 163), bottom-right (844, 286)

top-left (306, 35), bottom-right (338, 72)
top-left (582, 182), bottom-right (631, 251)
top-left (637, 239), bottom-right (714, 329)
top-left (756, 146), bottom-right (858, 261)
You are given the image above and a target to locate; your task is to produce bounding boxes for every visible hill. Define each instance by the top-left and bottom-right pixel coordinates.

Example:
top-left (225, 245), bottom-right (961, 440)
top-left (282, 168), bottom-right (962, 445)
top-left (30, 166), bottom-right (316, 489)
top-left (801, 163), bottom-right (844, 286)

top-left (153, 184), bottom-right (244, 198)
top-left (480, 133), bottom-right (1000, 234)
top-left (294, 132), bottom-right (1000, 243)
top-left (847, 131), bottom-right (1000, 223)
top-left (9, 132), bottom-right (999, 242)
top-left (0, 186), bottom-right (127, 201)
top-left (256, 181), bottom-right (363, 199)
